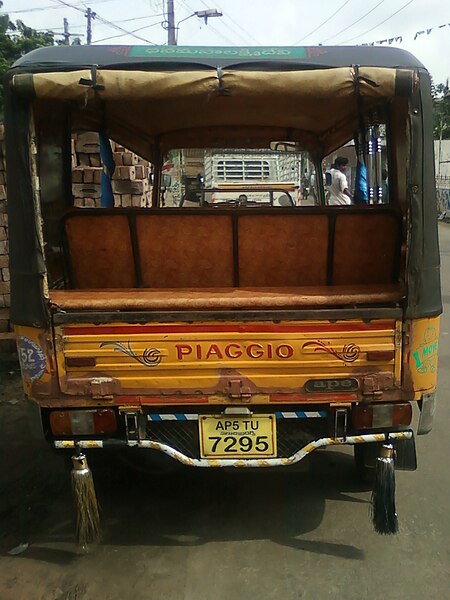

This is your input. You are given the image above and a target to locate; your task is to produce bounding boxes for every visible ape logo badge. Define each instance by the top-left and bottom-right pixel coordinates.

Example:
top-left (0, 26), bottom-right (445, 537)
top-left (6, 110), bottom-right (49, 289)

top-left (305, 378), bottom-right (359, 392)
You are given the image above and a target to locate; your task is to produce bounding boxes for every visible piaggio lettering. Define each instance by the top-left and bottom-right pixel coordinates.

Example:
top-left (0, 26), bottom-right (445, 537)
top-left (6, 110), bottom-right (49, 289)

top-left (247, 343), bottom-right (264, 359)
top-left (176, 344), bottom-right (192, 360)
top-left (205, 344), bottom-right (223, 360)
top-left (225, 344), bottom-right (243, 359)
top-left (174, 342), bottom-right (295, 361)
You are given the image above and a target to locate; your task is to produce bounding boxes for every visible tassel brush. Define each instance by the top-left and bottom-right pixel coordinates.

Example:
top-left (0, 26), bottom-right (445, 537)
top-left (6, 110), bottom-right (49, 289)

top-left (71, 447), bottom-right (101, 548)
top-left (371, 443), bottom-right (398, 535)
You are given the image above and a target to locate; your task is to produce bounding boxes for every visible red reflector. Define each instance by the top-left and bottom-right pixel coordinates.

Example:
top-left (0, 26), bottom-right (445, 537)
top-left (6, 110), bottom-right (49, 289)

top-left (50, 409), bottom-right (117, 435)
top-left (392, 403), bottom-right (412, 426)
top-left (93, 409), bottom-right (117, 434)
top-left (366, 351), bottom-right (395, 361)
top-left (49, 411), bottom-right (72, 435)
top-left (352, 403), bottom-right (412, 429)
top-left (352, 405), bottom-right (373, 429)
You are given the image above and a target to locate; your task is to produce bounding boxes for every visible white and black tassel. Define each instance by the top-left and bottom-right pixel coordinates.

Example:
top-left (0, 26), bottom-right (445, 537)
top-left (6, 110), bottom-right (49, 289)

top-left (371, 443), bottom-right (398, 535)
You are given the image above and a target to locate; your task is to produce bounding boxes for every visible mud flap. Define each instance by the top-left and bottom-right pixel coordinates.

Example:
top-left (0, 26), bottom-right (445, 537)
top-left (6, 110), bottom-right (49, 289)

top-left (358, 433), bottom-right (417, 472)
top-left (393, 434), bottom-right (417, 471)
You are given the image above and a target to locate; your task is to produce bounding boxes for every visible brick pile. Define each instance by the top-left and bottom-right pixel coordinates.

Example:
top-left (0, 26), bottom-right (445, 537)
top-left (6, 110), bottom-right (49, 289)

top-left (72, 132), bottom-right (153, 208)
top-left (0, 128), bottom-right (153, 350)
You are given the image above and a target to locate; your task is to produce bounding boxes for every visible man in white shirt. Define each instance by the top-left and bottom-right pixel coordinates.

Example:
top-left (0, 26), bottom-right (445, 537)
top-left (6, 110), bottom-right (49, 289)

top-left (328, 156), bottom-right (353, 205)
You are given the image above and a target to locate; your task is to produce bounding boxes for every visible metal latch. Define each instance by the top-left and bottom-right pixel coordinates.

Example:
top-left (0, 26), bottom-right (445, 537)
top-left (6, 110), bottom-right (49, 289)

top-left (124, 412), bottom-right (140, 442)
top-left (334, 408), bottom-right (348, 440)
top-left (227, 379), bottom-right (252, 401)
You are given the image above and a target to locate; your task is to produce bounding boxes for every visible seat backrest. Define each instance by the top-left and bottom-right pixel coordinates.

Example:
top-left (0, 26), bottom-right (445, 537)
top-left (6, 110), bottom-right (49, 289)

top-left (238, 214), bottom-right (329, 286)
top-left (63, 208), bottom-right (401, 289)
top-left (65, 214), bottom-right (136, 288)
top-left (136, 214), bottom-right (234, 287)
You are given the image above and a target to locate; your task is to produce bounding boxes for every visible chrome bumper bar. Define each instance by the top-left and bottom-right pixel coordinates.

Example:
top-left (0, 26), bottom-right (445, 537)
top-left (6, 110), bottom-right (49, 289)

top-left (54, 431), bottom-right (413, 468)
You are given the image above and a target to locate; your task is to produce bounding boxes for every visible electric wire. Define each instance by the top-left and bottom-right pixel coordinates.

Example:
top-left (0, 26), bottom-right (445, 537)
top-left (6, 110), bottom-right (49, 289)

top-left (114, 13), bottom-right (165, 24)
top-left (176, 0), bottom-right (237, 45)
top-left (94, 20), bottom-right (163, 43)
top-left (339, 0), bottom-right (416, 44)
top-left (49, 0), bottom-right (158, 44)
top-left (6, 0), bottom-right (117, 12)
top-left (198, 0), bottom-right (263, 45)
top-left (4, 5), bottom-right (62, 13)
top-left (321, 0), bottom-right (385, 44)
top-left (95, 13), bottom-right (158, 44)
top-left (292, 0), bottom-right (352, 45)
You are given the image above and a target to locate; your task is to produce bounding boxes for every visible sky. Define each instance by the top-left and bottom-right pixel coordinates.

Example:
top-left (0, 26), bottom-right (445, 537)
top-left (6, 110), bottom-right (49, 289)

top-left (5, 0), bottom-right (450, 85)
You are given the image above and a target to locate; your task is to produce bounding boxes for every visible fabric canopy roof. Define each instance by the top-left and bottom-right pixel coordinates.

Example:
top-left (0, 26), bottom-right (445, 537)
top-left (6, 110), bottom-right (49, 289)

top-left (12, 65), bottom-right (415, 158)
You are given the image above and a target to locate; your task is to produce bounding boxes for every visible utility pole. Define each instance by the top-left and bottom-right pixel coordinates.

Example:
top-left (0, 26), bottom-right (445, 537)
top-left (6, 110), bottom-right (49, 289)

top-left (167, 0), bottom-right (177, 45)
top-left (85, 7), bottom-right (96, 45)
top-left (63, 18), bottom-right (70, 45)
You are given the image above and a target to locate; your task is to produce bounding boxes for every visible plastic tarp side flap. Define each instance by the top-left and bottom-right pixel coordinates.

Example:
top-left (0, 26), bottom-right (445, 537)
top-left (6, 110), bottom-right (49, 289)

top-left (5, 81), bottom-right (49, 327)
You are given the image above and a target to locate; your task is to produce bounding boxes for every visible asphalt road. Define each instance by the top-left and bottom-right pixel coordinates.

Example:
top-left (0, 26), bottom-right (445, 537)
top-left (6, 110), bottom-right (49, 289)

top-left (0, 225), bottom-right (449, 600)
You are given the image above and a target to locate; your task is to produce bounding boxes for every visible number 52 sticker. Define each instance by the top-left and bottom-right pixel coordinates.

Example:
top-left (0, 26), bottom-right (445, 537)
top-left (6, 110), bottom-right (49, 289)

top-left (17, 336), bottom-right (47, 382)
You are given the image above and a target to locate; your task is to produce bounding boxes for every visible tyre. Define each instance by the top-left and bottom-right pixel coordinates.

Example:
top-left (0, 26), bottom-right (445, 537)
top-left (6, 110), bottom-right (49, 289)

top-left (353, 442), bottom-right (382, 484)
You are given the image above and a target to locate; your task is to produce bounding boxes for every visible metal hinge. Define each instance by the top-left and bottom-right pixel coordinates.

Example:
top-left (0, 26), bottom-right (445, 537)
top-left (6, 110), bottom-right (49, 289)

top-left (227, 379), bottom-right (252, 401)
top-left (89, 376), bottom-right (115, 399)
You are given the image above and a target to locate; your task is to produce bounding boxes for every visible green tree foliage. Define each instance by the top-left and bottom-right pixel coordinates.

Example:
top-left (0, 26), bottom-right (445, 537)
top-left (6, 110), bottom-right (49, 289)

top-left (0, 2), bottom-right (54, 115)
top-left (432, 81), bottom-right (450, 140)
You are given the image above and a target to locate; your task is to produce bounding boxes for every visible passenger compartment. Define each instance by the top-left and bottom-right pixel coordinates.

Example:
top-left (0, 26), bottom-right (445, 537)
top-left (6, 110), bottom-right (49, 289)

top-left (53, 207), bottom-right (404, 311)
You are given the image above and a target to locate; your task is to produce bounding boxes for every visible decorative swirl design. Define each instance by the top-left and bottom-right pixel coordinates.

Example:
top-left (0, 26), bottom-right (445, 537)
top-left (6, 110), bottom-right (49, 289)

top-left (100, 341), bottom-right (162, 368)
top-left (142, 347), bottom-right (163, 366)
top-left (302, 340), bottom-right (360, 363)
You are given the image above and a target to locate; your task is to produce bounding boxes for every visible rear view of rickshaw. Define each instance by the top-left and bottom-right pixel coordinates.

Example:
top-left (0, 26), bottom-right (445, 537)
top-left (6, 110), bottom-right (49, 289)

top-left (5, 45), bottom-right (440, 542)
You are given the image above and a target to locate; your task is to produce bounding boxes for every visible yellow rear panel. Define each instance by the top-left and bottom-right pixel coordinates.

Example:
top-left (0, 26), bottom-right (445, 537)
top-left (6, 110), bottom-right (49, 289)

top-left (55, 320), bottom-right (401, 401)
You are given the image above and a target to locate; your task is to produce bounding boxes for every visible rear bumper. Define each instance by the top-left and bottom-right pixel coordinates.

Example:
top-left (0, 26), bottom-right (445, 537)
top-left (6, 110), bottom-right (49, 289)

top-left (54, 430), bottom-right (413, 468)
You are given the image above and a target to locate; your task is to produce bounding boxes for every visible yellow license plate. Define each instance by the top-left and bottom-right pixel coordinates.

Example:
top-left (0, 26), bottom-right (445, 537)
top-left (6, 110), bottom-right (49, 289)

top-left (199, 415), bottom-right (276, 458)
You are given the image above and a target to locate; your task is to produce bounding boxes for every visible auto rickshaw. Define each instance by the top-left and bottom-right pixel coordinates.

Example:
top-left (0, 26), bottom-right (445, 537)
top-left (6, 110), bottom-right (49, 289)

top-left (5, 44), bottom-right (440, 543)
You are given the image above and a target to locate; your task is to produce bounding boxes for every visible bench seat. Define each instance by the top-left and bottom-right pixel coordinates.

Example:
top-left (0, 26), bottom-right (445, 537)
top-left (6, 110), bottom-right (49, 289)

top-left (50, 284), bottom-right (404, 311)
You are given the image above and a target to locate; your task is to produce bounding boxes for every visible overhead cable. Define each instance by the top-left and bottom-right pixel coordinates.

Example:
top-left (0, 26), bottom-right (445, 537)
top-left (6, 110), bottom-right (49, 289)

top-left (339, 0), bottom-right (416, 44)
top-left (292, 0), bottom-right (352, 45)
top-left (94, 20), bottom-right (163, 43)
top-left (321, 0), bottom-right (385, 44)
top-left (198, 0), bottom-right (263, 45)
top-left (49, 0), bottom-right (158, 44)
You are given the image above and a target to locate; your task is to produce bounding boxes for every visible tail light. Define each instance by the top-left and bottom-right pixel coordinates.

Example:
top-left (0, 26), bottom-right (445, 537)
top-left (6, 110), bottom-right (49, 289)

top-left (352, 403), bottom-right (412, 430)
top-left (50, 409), bottom-right (117, 436)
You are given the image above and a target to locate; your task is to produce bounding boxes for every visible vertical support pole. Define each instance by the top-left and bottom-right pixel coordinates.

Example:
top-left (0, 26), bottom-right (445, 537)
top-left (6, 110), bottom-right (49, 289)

top-left (85, 8), bottom-right (96, 45)
top-left (167, 0), bottom-right (177, 45)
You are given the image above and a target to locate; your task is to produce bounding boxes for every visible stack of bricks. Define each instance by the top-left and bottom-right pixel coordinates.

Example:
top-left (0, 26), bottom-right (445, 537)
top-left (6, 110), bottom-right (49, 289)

top-left (0, 129), bottom-right (154, 351)
top-left (0, 124), bottom-right (14, 350)
top-left (72, 132), bottom-right (153, 208)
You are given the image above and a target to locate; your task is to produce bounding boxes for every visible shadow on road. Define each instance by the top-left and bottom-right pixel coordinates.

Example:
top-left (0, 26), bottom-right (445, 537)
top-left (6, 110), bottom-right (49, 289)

top-left (1, 435), bottom-right (367, 563)
top-left (1, 378), bottom-right (367, 563)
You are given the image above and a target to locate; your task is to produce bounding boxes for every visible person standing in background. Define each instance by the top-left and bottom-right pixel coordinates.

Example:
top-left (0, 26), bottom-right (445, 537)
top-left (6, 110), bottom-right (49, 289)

top-left (328, 156), bottom-right (353, 205)
top-left (381, 168), bottom-right (389, 203)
